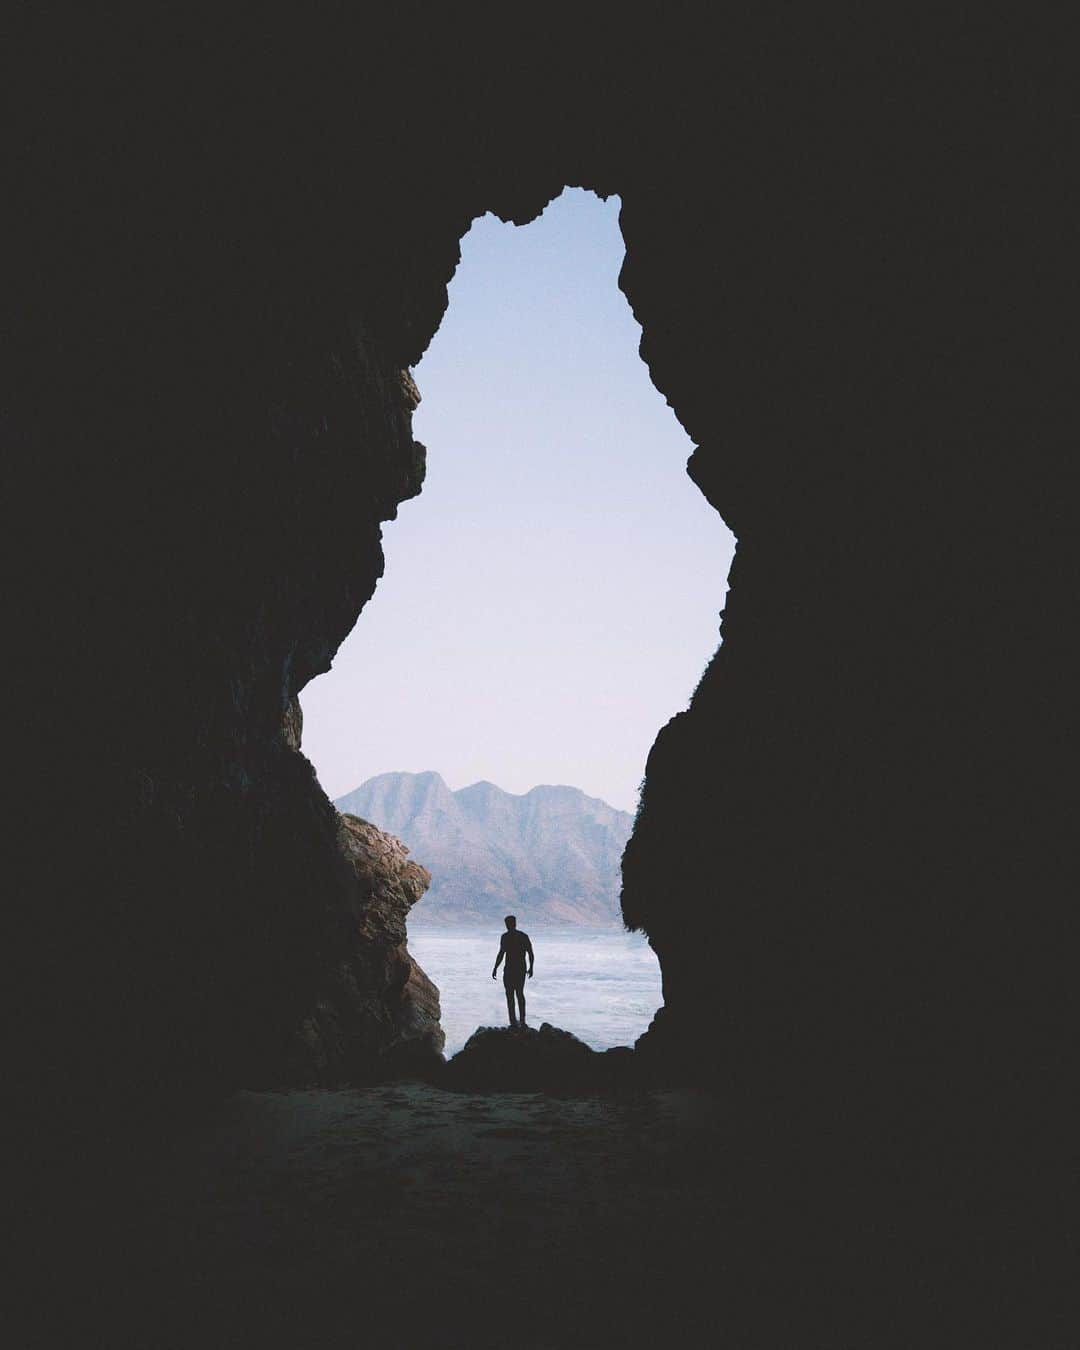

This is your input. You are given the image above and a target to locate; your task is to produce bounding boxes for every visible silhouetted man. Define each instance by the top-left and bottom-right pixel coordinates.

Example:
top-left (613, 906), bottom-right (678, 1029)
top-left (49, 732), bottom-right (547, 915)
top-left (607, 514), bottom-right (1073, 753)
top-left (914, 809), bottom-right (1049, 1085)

top-left (492, 914), bottom-right (534, 1029)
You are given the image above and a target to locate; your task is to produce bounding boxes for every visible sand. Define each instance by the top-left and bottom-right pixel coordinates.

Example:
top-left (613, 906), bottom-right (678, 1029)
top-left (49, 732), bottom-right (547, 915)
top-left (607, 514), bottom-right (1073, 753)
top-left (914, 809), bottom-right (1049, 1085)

top-left (96, 1082), bottom-right (721, 1348)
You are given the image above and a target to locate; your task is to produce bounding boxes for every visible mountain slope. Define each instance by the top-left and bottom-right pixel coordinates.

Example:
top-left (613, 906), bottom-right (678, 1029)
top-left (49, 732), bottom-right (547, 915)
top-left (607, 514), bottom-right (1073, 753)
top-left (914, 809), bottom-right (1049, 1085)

top-left (334, 771), bottom-right (633, 927)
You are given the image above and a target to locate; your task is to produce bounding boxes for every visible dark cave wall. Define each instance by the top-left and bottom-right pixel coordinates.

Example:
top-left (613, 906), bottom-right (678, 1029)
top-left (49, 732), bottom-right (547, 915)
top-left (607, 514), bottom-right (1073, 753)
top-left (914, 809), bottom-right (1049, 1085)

top-left (11, 20), bottom-right (1069, 1293)
top-left (614, 99), bottom-right (1066, 1134)
top-left (20, 290), bottom-right (436, 1099)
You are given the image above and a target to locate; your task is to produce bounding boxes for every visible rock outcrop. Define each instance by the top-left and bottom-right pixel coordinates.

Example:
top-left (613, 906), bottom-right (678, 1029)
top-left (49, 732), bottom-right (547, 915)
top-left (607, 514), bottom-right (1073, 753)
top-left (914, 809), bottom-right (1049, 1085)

top-left (283, 814), bottom-right (445, 1083)
top-left (444, 1023), bottom-right (629, 1092)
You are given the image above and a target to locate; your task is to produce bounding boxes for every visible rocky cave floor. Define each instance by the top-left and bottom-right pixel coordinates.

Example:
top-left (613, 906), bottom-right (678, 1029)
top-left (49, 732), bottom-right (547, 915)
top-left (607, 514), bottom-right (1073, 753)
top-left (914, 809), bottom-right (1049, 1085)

top-left (44, 1066), bottom-right (1001, 1348)
top-left (93, 1081), bottom-right (726, 1349)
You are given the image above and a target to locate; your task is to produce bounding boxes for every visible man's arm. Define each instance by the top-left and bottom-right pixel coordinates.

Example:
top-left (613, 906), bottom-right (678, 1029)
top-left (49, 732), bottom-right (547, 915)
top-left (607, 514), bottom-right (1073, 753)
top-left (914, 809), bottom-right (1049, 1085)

top-left (525, 935), bottom-right (534, 978)
top-left (492, 934), bottom-right (506, 979)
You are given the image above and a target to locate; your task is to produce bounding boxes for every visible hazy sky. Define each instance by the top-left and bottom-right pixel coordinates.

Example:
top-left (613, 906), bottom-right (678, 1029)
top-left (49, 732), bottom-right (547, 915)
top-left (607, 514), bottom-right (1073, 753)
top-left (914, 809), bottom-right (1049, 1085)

top-left (300, 189), bottom-right (735, 813)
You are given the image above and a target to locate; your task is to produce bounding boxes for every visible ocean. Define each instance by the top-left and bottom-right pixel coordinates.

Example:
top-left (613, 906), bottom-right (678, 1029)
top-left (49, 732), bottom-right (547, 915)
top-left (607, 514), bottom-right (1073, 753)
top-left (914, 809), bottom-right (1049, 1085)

top-left (407, 925), bottom-right (663, 1056)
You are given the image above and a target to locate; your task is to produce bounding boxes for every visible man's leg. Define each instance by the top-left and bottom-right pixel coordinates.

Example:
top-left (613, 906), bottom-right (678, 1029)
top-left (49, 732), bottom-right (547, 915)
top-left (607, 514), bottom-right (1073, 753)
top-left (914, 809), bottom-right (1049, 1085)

top-left (504, 981), bottom-right (517, 1027)
top-left (516, 983), bottom-right (526, 1027)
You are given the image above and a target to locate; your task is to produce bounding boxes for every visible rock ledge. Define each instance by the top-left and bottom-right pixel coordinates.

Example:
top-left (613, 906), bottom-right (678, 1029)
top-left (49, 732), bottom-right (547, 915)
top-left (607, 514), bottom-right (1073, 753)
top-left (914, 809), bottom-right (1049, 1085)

top-left (443, 1022), bottom-right (636, 1092)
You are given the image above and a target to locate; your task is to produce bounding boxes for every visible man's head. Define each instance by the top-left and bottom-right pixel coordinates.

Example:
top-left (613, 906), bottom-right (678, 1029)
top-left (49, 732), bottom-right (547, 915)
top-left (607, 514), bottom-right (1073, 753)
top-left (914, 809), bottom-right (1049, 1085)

top-left (504, 915), bottom-right (517, 930)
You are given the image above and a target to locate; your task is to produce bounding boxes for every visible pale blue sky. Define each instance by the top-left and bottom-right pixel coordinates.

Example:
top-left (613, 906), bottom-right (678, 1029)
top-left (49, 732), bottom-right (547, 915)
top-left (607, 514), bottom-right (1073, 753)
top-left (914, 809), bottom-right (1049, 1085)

top-left (300, 189), bottom-right (735, 813)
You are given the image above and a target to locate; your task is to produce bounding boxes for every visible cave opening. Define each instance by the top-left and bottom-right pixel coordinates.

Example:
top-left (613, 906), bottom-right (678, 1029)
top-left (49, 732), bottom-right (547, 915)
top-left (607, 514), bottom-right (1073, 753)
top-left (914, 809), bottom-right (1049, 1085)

top-left (300, 188), bottom-right (735, 1056)
top-left (21, 23), bottom-right (1059, 1342)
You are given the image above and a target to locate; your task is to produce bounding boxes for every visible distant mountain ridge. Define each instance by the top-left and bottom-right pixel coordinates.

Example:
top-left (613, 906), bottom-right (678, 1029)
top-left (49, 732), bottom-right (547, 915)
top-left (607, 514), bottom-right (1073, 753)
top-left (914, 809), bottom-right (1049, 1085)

top-left (334, 771), bottom-right (633, 928)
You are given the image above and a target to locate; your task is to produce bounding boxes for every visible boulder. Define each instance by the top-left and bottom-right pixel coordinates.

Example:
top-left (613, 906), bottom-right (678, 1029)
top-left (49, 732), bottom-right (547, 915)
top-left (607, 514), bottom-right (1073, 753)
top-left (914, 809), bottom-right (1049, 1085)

top-left (444, 1022), bottom-right (619, 1092)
